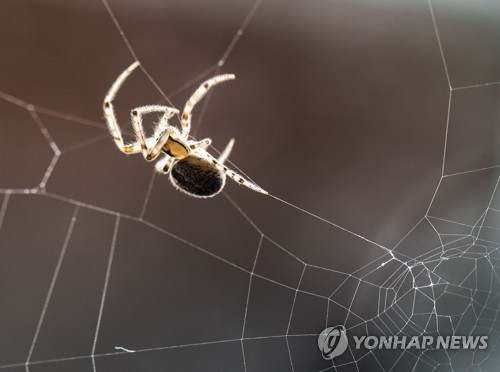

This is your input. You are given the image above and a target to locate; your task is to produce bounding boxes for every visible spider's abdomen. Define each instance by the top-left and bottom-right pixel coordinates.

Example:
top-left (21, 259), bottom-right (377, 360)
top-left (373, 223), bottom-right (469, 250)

top-left (170, 156), bottom-right (225, 198)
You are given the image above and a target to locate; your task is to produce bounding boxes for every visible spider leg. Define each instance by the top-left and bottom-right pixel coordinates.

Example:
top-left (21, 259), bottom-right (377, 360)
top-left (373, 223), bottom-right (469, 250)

top-left (218, 138), bottom-right (235, 165)
top-left (226, 168), bottom-right (268, 195)
top-left (181, 74), bottom-right (235, 138)
top-left (189, 138), bottom-right (212, 150)
top-left (103, 61), bottom-right (142, 154)
top-left (131, 105), bottom-right (180, 161)
top-left (198, 152), bottom-right (268, 195)
top-left (155, 154), bottom-right (174, 174)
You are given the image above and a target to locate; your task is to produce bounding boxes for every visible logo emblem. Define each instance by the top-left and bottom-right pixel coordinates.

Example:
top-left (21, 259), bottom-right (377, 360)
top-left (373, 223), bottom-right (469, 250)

top-left (318, 325), bottom-right (349, 359)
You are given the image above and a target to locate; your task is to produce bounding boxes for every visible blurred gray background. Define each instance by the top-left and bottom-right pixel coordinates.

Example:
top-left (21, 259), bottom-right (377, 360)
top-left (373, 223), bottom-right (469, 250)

top-left (0, 0), bottom-right (499, 371)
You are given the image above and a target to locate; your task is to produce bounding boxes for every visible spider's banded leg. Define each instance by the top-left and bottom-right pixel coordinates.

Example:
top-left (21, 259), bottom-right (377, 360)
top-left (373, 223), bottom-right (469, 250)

top-left (201, 152), bottom-right (268, 195)
top-left (155, 155), bottom-right (174, 174)
top-left (181, 74), bottom-right (235, 138)
top-left (104, 101), bottom-right (141, 154)
top-left (103, 61), bottom-right (141, 154)
top-left (218, 138), bottom-right (235, 165)
top-left (149, 127), bottom-right (174, 160)
top-left (131, 105), bottom-right (179, 161)
top-left (226, 169), bottom-right (268, 195)
top-left (189, 138), bottom-right (212, 150)
top-left (157, 107), bottom-right (178, 125)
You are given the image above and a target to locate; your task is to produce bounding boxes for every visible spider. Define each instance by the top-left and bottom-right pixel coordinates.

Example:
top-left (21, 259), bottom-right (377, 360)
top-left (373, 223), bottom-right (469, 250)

top-left (103, 61), bottom-right (267, 198)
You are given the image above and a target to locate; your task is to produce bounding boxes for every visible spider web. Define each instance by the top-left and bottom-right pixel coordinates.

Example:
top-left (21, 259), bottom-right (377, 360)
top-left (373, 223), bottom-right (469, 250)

top-left (0, 0), bottom-right (499, 371)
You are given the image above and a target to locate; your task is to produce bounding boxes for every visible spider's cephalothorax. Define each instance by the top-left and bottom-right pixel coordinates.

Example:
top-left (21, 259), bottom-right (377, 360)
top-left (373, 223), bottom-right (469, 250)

top-left (103, 61), bottom-right (267, 198)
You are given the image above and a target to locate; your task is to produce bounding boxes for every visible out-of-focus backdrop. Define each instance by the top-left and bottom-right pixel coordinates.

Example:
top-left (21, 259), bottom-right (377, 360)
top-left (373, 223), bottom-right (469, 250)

top-left (0, 0), bottom-right (499, 371)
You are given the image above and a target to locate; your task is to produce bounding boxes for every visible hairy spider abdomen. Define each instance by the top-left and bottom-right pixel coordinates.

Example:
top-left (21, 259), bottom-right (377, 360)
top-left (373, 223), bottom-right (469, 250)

top-left (170, 156), bottom-right (225, 197)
